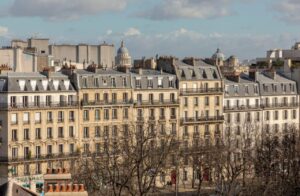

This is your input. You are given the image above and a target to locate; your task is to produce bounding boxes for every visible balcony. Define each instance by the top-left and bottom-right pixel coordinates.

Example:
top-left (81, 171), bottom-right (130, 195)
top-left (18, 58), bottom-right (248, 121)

top-left (2, 101), bottom-right (79, 110)
top-left (82, 100), bottom-right (132, 107)
top-left (224, 105), bottom-right (261, 112)
top-left (261, 102), bottom-right (299, 109)
top-left (134, 99), bottom-right (179, 107)
top-left (180, 88), bottom-right (223, 95)
top-left (181, 116), bottom-right (224, 125)
top-left (0, 152), bottom-right (81, 163)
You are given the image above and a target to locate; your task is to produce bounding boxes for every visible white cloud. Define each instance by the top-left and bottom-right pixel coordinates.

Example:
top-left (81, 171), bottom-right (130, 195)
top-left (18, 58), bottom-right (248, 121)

top-left (124, 27), bottom-right (141, 37)
top-left (98, 28), bottom-right (297, 61)
top-left (273, 0), bottom-right (300, 23)
top-left (6, 0), bottom-right (129, 20)
top-left (106, 30), bottom-right (113, 36)
top-left (137, 0), bottom-right (237, 20)
top-left (0, 26), bottom-right (8, 36)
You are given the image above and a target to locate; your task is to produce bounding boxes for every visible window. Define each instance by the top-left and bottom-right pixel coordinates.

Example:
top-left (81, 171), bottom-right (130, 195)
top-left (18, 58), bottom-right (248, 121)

top-left (47, 112), bottom-right (52, 122)
top-left (112, 109), bottom-right (118, 119)
top-left (112, 93), bottom-right (117, 103)
top-left (47, 145), bottom-right (52, 155)
top-left (59, 144), bottom-right (64, 154)
top-left (103, 93), bottom-right (109, 103)
top-left (148, 79), bottom-right (153, 88)
top-left (24, 147), bottom-right (30, 159)
top-left (69, 144), bottom-right (74, 153)
top-left (95, 109), bottom-right (100, 120)
top-left (256, 112), bottom-right (260, 121)
top-left (123, 108), bottom-right (128, 119)
top-left (160, 108), bottom-right (165, 118)
top-left (58, 127), bottom-right (64, 138)
top-left (171, 123), bottom-right (176, 135)
top-left (94, 78), bottom-right (99, 87)
top-left (112, 125), bottom-right (118, 137)
top-left (284, 110), bottom-right (288, 120)
top-left (158, 78), bottom-right (163, 88)
top-left (46, 95), bottom-right (51, 106)
top-left (95, 93), bottom-right (100, 102)
top-left (84, 127), bottom-right (89, 138)
top-left (95, 143), bottom-right (101, 153)
top-left (104, 109), bottom-right (109, 120)
top-left (255, 99), bottom-right (259, 107)
top-left (149, 94), bottom-right (154, 103)
top-left (11, 113), bottom-right (18, 124)
top-left (159, 93), bottom-right (164, 103)
top-left (274, 111), bottom-right (279, 120)
top-left (95, 126), bottom-right (101, 137)
top-left (122, 77), bottom-right (127, 86)
top-left (12, 147), bottom-right (18, 158)
top-left (35, 146), bottom-right (41, 158)
top-left (111, 78), bottom-right (116, 87)
top-left (194, 97), bottom-right (198, 106)
top-left (69, 111), bottom-right (75, 121)
top-left (83, 110), bottom-right (89, 121)
top-left (23, 112), bottom-right (30, 124)
top-left (171, 108), bottom-right (176, 118)
top-left (137, 94), bottom-right (142, 103)
top-left (84, 143), bottom-right (89, 153)
top-left (170, 93), bottom-right (175, 102)
top-left (12, 129), bottom-right (18, 141)
top-left (293, 110), bottom-right (297, 119)
top-left (104, 126), bottom-right (109, 138)
top-left (137, 109), bottom-right (143, 118)
top-left (183, 126), bottom-right (188, 137)
top-left (35, 112), bottom-right (41, 123)
top-left (47, 127), bottom-right (52, 139)
top-left (58, 111), bottom-right (64, 122)
top-left (265, 111), bottom-right (270, 120)
top-left (246, 113), bottom-right (251, 122)
top-left (184, 97), bottom-right (188, 107)
top-left (205, 97), bottom-right (209, 106)
top-left (24, 129), bottom-right (30, 140)
top-left (227, 114), bottom-right (231, 123)
top-left (24, 164), bottom-right (30, 175)
top-left (136, 79), bottom-right (141, 88)
top-left (36, 163), bottom-right (41, 174)
top-left (10, 96), bottom-right (16, 107)
top-left (123, 93), bottom-right (128, 103)
top-left (236, 113), bottom-right (240, 123)
top-left (215, 96), bottom-right (220, 106)
top-left (69, 126), bottom-right (74, 137)
top-left (35, 128), bottom-right (41, 139)
top-left (34, 96), bottom-right (40, 106)
top-left (169, 79), bottom-right (174, 87)
top-left (22, 96), bottom-right (28, 107)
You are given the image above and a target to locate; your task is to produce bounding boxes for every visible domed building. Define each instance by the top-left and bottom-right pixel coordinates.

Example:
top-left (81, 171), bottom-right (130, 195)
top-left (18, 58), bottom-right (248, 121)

top-left (212, 48), bottom-right (225, 66)
top-left (115, 41), bottom-right (132, 69)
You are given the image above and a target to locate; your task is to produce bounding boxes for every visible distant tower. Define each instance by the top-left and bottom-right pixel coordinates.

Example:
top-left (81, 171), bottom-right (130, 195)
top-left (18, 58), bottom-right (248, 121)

top-left (115, 40), bottom-right (132, 69)
top-left (212, 48), bottom-right (225, 66)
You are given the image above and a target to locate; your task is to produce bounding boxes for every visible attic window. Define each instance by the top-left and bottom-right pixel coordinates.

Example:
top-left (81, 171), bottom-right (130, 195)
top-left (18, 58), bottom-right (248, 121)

top-left (213, 71), bottom-right (218, 79)
top-left (181, 71), bottom-right (185, 78)
top-left (202, 71), bottom-right (207, 79)
top-left (192, 70), bottom-right (196, 77)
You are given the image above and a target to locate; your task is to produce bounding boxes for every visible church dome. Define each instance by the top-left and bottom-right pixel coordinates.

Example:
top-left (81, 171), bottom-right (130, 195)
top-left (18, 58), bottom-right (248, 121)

top-left (117, 41), bottom-right (129, 55)
top-left (212, 48), bottom-right (225, 61)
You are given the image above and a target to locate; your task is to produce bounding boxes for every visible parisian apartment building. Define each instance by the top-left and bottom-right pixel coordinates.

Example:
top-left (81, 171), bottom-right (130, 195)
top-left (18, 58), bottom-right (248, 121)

top-left (0, 41), bottom-right (299, 188)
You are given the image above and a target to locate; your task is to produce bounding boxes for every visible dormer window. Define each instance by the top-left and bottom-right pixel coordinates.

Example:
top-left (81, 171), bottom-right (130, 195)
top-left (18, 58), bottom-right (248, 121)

top-left (103, 79), bottom-right (107, 86)
top-left (94, 78), bottom-right (99, 87)
top-left (83, 78), bottom-right (87, 87)
top-left (136, 79), bottom-right (141, 88)
top-left (122, 78), bottom-right (127, 86)
top-left (111, 78), bottom-right (116, 87)
top-left (158, 78), bottom-right (163, 88)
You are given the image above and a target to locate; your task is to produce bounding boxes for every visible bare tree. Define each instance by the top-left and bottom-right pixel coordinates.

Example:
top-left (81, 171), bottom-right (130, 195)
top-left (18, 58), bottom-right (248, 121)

top-left (73, 123), bottom-right (176, 196)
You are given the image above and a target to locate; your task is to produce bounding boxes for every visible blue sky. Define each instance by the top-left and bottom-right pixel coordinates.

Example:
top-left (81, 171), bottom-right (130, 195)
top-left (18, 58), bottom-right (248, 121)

top-left (0, 0), bottom-right (300, 60)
